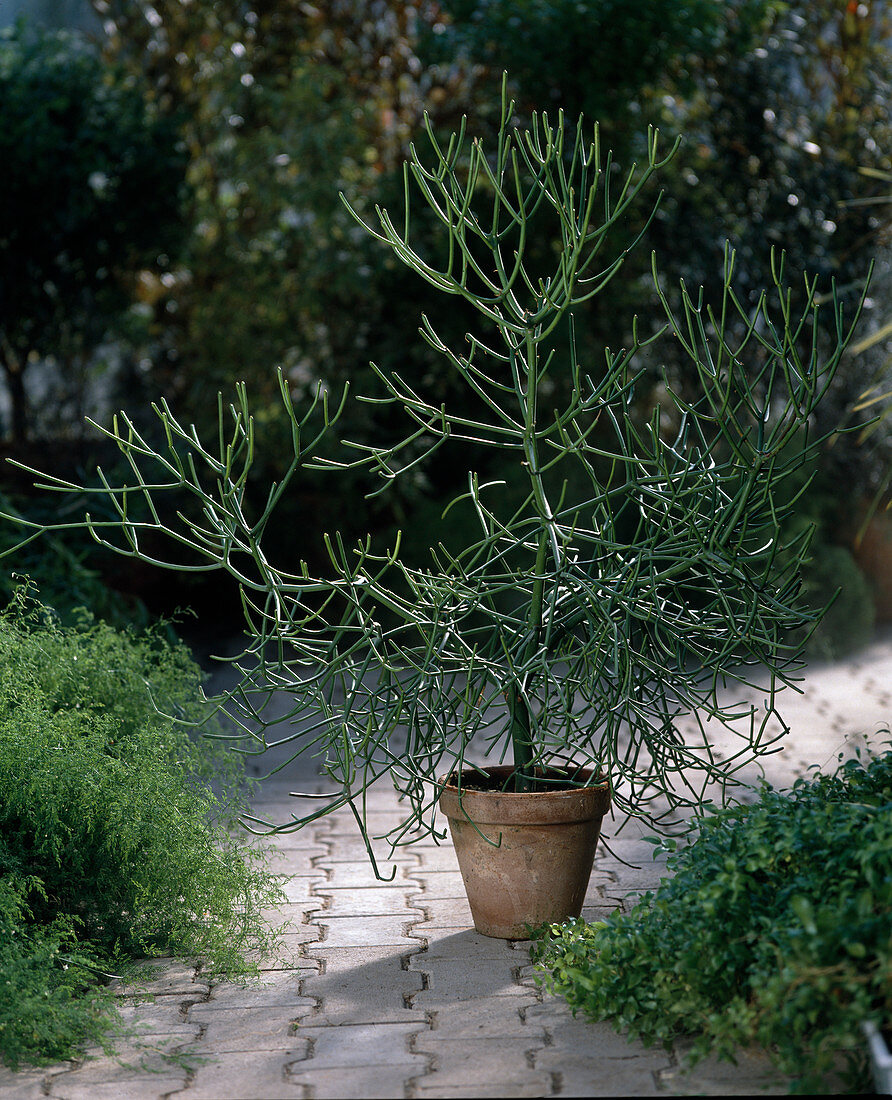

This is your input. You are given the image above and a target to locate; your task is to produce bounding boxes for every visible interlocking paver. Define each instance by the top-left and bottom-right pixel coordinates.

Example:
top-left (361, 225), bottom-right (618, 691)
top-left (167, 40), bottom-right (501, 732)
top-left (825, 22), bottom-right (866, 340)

top-left (111, 958), bottom-right (209, 999)
top-left (423, 999), bottom-right (530, 1039)
top-left (249, 840), bottom-right (329, 863)
top-left (409, 957), bottom-right (537, 1003)
top-left (45, 1057), bottom-right (189, 1099)
top-left (241, 941), bottom-right (318, 977)
top-left (541, 1060), bottom-right (668, 1098)
top-left (657, 1046), bottom-right (794, 1095)
top-left (292, 1022), bottom-right (425, 1068)
top-left (289, 1065), bottom-right (424, 1099)
top-left (313, 885), bottom-right (422, 916)
top-left (311, 859), bottom-right (422, 887)
top-left (407, 870), bottom-right (466, 897)
top-left (48, 1078), bottom-right (189, 1100)
top-left (411, 1085), bottom-right (548, 1099)
top-left (314, 914), bottom-right (420, 948)
top-left (188, 1005), bottom-right (315, 1051)
top-left (299, 945), bottom-right (426, 1026)
top-left (261, 911), bottom-right (322, 935)
top-left (0, 1066), bottom-right (61, 1100)
top-left (528, 1001), bottom-right (665, 1061)
top-left (409, 927), bottom-right (521, 959)
top-left (201, 972), bottom-right (315, 1010)
top-left (175, 1049), bottom-right (310, 1100)
top-left (3, 632), bottom-right (888, 1097)
top-left (413, 844), bottom-right (467, 871)
top-left (278, 877), bottom-right (328, 906)
top-left (408, 895), bottom-right (475, 929)
top-left (113, 1002), bottom-right (198, 1034)
top-left (411, 1039), bottom-right (552, 1096)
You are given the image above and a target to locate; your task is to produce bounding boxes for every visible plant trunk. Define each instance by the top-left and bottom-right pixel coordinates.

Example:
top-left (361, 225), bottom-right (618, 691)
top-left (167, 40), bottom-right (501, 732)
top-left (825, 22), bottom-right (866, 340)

top-left (508, 329), bottom-right (553, 793)
top-left (506, 683), bottom-right (535, 790)
top-left (508, 525), bottom-right (550, 791)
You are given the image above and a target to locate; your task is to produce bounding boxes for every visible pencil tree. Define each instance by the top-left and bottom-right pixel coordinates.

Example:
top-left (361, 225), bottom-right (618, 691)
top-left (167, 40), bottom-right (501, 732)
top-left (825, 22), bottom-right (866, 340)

top-left (5, 89), bottom-right (865, 859)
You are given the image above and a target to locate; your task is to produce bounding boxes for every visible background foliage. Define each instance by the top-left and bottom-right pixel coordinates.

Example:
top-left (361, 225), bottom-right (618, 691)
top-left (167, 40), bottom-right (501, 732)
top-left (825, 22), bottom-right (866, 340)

top-left (0, 0), bottom-right (889, 642)
top-left (0, 20), bottom-right (188, 443)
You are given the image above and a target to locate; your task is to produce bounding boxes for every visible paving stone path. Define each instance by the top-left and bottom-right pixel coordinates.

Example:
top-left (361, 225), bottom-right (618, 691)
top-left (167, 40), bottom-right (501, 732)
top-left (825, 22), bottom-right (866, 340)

top-left (2, 630), bottom-right (890, 1099)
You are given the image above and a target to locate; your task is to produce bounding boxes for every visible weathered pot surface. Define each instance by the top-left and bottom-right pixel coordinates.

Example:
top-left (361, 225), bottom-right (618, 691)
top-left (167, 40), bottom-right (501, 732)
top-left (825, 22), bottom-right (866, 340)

top-left (438, 765), bottom-right (610, 939)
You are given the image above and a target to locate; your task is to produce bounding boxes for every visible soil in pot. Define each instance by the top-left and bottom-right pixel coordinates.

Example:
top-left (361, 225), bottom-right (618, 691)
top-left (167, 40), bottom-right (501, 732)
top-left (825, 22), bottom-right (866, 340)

top-left (439, 765), bottom-right (610, 939)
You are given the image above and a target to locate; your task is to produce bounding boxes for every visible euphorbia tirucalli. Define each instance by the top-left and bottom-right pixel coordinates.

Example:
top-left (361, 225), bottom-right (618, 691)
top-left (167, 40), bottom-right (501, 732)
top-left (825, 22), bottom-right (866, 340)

top-left (4, 83), bottom-right (866, 864)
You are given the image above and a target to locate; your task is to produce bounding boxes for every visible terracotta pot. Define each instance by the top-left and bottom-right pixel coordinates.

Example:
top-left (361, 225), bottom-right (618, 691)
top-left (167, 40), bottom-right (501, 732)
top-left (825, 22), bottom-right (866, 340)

top-left (438, 765), bottom-right (610, 939)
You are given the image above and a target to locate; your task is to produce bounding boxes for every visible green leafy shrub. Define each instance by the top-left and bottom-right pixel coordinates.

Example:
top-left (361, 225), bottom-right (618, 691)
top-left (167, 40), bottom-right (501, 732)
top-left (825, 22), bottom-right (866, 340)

top-left (0, 586), bottom-right (284, 1068)
top-left (532, 747), bottom-right (892, 1093)
top-left (0, 581), bottom-right (243, 798)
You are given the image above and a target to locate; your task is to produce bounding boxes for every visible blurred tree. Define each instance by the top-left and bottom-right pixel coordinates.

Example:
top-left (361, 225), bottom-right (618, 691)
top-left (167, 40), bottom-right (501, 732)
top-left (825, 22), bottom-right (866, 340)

top-left (419, 0), bottom-right (780, 375)
top-left (0, 0), bottom-right (101, 33)
top-left (429, 0), bottom-right (888, 403)
top-left (0, 22), bottom-right (188, 442)
top-left (428, 0), bottom-right (774, 154)
top-left (640, 0), bottom-right (892, 647)
top-left (90, 0), bottom-right (480, 401)
top-left (87, 1), bottom-right (489, 556)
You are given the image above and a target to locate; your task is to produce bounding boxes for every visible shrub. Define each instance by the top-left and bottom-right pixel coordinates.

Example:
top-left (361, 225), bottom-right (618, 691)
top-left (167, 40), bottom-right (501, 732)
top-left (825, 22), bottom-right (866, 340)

top-left (0, 877), bottom-right (120, 1070)
top-left (531, 746), bottom-right (892, 1094)
top-left (0, 581), bottom-right (243, 800)
top-left (0, 586), bottom-right (284, 1068)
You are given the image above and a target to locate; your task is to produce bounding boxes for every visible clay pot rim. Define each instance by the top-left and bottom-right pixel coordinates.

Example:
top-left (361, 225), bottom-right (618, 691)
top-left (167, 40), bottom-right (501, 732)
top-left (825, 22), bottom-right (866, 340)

top-left (438, 764), bottom-right (610, 826)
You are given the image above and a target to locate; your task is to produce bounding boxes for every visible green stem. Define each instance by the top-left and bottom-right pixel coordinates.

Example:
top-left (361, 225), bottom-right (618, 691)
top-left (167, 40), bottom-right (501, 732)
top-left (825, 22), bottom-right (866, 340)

top-left (507, 528), bottom-right (549, 790)
top-left (506, 681), bottom-right (535, 790)
top-left (507, 331), bottom-right (553, 791)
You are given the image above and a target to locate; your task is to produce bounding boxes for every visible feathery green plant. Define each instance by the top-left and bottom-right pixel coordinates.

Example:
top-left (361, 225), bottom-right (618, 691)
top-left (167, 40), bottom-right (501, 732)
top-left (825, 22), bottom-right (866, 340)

top-left (0, 585), bottom-right (285, 1067)
top-left (3, 84), bottom-right (866, 861)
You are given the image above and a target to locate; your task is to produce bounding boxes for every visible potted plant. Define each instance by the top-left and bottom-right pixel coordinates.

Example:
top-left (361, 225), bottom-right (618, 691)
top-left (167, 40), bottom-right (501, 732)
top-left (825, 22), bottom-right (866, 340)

top-left (5, 85), bottom-right (865, 938)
